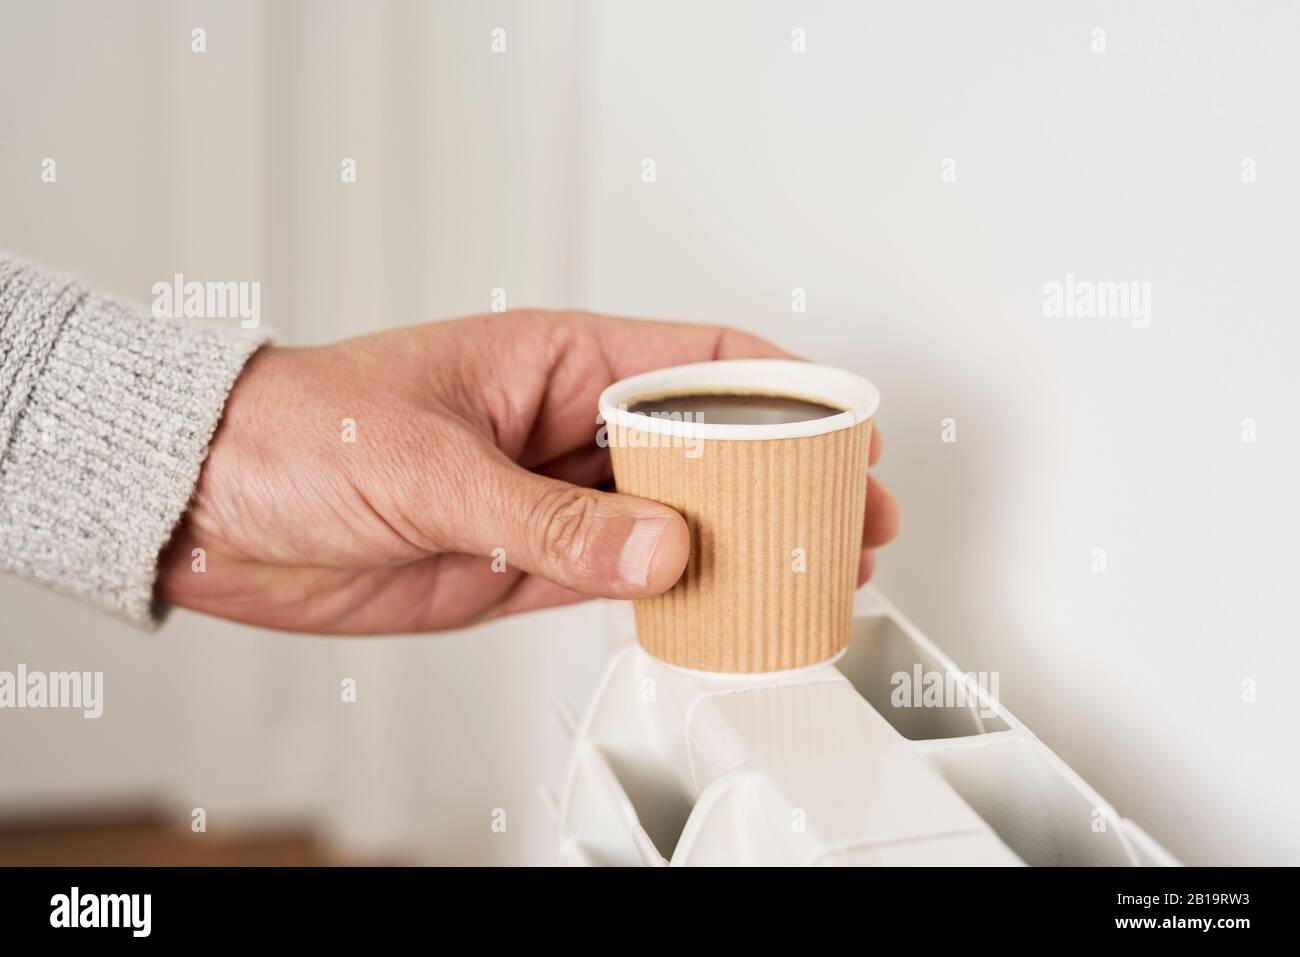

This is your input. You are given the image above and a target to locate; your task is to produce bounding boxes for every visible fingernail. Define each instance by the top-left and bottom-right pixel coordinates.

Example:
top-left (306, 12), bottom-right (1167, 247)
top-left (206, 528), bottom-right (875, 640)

top-left (617, 518), bottom-right (670, 587)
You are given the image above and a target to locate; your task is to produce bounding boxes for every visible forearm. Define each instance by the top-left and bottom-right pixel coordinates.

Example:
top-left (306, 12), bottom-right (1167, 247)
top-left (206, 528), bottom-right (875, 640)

top-left (0, 254), bottom-right (266, 626)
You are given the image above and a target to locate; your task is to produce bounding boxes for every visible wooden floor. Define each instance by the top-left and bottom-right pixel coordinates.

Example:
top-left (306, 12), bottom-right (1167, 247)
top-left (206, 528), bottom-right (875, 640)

top-left (0, 809), bottom-right (357, 866)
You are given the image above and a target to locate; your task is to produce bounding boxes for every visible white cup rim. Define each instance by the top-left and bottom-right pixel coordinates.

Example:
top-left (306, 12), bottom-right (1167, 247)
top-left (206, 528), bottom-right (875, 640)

top-left (598, 359), bottom-right (879, 441)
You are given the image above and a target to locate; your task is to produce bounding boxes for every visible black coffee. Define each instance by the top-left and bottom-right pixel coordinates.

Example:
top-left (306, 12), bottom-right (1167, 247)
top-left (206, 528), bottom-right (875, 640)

top-left (627, 393), bottom-right (842, 426)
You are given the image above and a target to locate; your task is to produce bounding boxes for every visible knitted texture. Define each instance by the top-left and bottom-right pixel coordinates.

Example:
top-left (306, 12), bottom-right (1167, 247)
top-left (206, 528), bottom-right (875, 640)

top-left (0, 254), bottom-right (266, 626)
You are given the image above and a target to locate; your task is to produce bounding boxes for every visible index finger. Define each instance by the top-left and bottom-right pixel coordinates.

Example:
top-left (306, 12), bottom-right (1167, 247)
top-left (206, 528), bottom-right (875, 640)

top-left (583, 313), bottom-right (801, 380)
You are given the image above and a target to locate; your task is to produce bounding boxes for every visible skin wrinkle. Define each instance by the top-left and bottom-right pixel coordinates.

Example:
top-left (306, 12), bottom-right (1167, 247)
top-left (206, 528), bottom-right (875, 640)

top-left (342, 472), bottom-right (432, 561)
top-left (210, 426), bottom-right (352, 563)
top-left (344, 405), bottom-right (453, 555)
top-left (285, 561), bottom-right (425, 633)
top-left (462, 327), bottom-right (515, 448)
top-left (502, 313), bottom-right (558, 449)
top-left (347, 557), bottom-right (445, 632)
top-left (477, 312), bottom-right (549, 447)
top-left (534, 484), bottom-right (602, 575)
top-left (514, 316), bottom-right (591, 467)
top-left (466, 312), bottom-right (571, 467)
top-left (712, 325), bottom-right (735, 361)
top-left (426, 438), bottom-right (504, 555)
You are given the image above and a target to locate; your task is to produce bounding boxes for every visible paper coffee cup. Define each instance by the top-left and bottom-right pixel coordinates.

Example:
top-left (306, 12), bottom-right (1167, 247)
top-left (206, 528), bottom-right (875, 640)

top-left (599, 359), bottom-right (879, 673)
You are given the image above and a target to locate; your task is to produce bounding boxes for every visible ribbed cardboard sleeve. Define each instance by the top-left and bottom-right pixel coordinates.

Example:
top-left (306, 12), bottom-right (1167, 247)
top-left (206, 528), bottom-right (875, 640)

top-left (608, 419), bottom-right (871, 673)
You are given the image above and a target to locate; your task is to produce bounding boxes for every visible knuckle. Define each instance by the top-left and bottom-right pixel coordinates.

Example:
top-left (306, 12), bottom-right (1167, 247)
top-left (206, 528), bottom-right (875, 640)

top-left (533, 486), bottom-right (601, 568)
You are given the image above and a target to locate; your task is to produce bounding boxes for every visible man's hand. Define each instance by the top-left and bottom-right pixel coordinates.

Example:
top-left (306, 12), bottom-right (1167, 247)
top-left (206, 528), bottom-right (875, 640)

top-left (157, 311), bottom-right (900, 633)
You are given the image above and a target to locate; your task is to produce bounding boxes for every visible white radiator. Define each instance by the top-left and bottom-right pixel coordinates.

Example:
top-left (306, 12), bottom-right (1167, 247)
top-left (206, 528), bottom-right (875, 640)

top-left (556, 588), bottom-right (1178, 867)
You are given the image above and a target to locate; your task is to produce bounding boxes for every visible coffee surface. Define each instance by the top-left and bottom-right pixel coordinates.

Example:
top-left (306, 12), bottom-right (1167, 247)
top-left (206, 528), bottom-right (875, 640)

top-left (627, 392), bottom-right (842, 426)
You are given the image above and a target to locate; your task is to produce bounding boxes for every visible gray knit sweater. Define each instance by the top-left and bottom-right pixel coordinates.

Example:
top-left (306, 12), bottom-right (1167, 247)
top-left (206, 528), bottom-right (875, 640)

top-left (0, 254), bottom-right (265, 626)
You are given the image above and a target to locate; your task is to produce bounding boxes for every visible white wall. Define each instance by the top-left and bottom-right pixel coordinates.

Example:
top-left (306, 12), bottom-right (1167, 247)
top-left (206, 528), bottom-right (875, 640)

top-left (569, 0), bottom-right (1300, 864)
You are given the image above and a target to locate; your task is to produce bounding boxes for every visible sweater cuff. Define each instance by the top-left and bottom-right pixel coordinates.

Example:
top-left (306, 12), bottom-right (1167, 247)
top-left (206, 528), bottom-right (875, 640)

top-left (0, 256), bottom-right (267, 627)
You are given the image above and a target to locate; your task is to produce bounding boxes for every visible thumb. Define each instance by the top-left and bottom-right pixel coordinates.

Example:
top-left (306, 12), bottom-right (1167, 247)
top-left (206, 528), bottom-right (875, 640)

top-left (460, 454), bottom-right (690, 599)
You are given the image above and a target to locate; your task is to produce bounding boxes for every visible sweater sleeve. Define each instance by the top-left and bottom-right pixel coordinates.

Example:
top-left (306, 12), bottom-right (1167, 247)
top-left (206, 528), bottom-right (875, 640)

top-left (0, 254), bottom-right (267, 627)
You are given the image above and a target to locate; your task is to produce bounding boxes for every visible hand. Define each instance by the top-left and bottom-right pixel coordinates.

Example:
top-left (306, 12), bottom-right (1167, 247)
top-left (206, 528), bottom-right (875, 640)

top-left (157, 311), bottom-right (900, 634)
